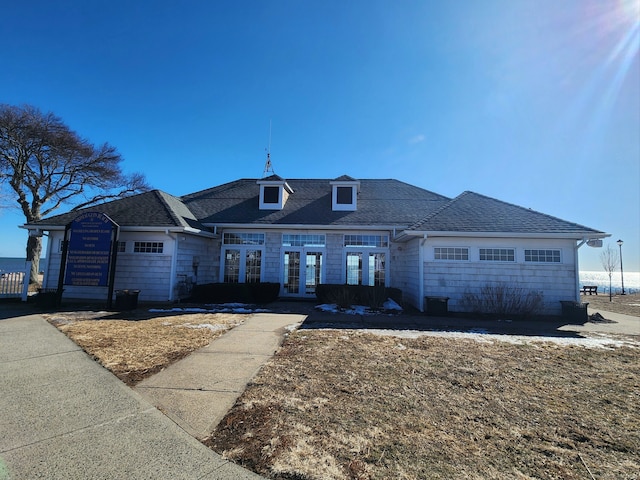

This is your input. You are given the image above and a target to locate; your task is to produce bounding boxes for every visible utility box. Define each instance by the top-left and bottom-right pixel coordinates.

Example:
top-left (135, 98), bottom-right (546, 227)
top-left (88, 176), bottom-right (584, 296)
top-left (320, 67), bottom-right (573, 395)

top-left (425, 296), bottom-right (449, 316)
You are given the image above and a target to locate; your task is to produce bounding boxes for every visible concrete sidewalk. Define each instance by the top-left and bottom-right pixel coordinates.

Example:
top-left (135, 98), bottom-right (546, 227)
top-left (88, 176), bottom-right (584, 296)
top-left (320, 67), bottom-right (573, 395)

top-left (135, 313), bottom-right (305, 440)
top-left (0, 314), bottom-right (263, 480)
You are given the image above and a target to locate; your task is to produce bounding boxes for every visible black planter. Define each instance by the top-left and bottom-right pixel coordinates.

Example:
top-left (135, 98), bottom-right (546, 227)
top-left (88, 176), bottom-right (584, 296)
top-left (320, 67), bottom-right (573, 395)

top-left (115, 290), bottom-right (140, 311)
top-left (560, 300), bottom-right (589, 322)
top-left (425, 296), bottom-right (449, 316)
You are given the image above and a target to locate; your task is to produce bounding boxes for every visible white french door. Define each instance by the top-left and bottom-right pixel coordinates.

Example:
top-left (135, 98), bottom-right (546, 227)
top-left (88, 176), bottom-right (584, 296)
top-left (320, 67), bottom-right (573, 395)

top-left (283, 249), bottom-right (323, 297)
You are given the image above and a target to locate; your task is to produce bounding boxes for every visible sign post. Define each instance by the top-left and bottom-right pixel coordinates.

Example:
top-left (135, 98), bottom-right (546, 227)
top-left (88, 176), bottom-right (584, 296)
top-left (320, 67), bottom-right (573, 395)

top-left (58, 212), bottom-right (119, 307)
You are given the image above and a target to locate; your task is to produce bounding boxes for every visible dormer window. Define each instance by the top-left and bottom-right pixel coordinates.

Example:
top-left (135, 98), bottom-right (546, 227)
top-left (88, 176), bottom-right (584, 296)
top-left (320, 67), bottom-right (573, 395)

top-left (330, 175), bottom-right (360, 211)
top-left (257, 175), bottom-right (293, 210)
top-left (263, 186), bottom-right (280, 204)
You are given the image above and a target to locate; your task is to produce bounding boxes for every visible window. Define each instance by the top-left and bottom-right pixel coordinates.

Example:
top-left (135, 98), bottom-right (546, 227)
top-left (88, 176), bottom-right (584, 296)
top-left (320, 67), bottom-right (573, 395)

top-left (133, 241), bottom-right (163, 253)
top-left (223, 233), bottom-right (265, 245)
top-left (434, 247), bottom-right (468, 260)
top-left (282, 234), bottom-right (326, 247)
top-left (344, 235), bottom-right (389, 248)
top-left (346, 252), bottom-right (386, 286)
top-left (525, 249), bottom-right (560, 263)
top-left (479, 248), bottom-right (515, 262)
top-left (263, 186), bottom-right (279, 204)
top-left (336, 186), bottom-right (353, 205)
top-left (117, 242), bottom-right (126, 253)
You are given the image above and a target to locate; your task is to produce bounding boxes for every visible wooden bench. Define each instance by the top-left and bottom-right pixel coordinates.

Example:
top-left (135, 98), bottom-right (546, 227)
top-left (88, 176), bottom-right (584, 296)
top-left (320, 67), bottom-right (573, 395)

top-left (580, 286), bottom-right (598, 295)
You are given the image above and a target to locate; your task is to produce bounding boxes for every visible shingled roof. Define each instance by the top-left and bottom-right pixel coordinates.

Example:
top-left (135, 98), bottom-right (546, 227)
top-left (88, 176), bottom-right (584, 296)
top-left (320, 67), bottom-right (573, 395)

top-left (181, 178), bottom-right (450, 227)
top-left (407, 191), bottom-right (605, 236)
top-left (31, 190), bottom-right (205, 230)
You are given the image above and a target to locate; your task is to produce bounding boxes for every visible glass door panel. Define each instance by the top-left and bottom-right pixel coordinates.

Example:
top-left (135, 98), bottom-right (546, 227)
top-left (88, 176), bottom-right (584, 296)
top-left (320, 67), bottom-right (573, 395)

top-left (305, 252), bottom-right (322, 295)
top-left (283, 251), bottom-right (300, 294)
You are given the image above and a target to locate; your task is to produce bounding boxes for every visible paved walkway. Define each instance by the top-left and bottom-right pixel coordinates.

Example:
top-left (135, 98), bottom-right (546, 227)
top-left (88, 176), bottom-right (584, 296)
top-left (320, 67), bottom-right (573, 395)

top-left (0, 314), bottom-right (263, 480)
top-left (135, 313), bottom-right (305, 440)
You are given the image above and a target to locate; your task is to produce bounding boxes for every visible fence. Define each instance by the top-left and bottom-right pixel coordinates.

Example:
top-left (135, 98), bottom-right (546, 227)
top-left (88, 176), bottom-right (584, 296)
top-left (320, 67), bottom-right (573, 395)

top-left (0, 262), bottom-right (32, 301)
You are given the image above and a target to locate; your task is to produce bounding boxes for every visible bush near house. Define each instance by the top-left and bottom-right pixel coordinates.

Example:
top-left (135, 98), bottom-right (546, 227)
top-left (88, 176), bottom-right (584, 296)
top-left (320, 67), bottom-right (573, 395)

top-left (459, 283), bottom-right (544, 318)
top-left (315, 284), bottom-right (403, 309)
top-left (188, 282), bottom-right (280, 304)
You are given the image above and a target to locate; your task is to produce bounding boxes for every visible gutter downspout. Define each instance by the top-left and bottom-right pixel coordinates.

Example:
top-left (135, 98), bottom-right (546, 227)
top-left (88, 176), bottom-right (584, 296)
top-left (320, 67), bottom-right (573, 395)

top-left (167, 230), bottom-right (179, 302)
top-left (575, 239), bottom-right (587, 302)
top-left (419, 234), bottom-right (428, 312)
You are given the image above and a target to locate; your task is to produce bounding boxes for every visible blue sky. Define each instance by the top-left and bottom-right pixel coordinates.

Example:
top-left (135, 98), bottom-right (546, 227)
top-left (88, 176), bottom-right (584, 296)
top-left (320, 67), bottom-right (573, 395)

top-left (1, 0), bottom-right (638, 272)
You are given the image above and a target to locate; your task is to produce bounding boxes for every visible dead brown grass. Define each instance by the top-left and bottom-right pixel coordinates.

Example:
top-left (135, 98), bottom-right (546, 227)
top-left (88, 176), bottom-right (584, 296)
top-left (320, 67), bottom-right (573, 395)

top-left (46, 311), bottom-right (247, 385)
top-left (582, 292), bottom-right (640, 317)
top-left (207, 330), bottom-right (640, 480)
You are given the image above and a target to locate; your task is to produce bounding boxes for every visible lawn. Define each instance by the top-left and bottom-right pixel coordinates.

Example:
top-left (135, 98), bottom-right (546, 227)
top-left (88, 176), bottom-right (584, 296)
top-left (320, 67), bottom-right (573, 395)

top-left (207, 330), bottom-right (639, 480)
top-left (46, 302), bottom-right (640, 479)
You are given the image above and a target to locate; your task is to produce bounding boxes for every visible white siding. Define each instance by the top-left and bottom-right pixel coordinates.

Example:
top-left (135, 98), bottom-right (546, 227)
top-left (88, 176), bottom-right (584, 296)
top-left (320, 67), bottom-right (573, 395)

top-left (43, 231), bottom-right (183, 302)
top-left (174, 234), bottom-right (218, 299)
top-left (325, 233), bottom-right (344, 284)
top-left (264, 232), bottom-right (281, 283)
top-left (389, 238), bottom-right (420, 308)
top-left (421, 237), bottom-right (578, 315)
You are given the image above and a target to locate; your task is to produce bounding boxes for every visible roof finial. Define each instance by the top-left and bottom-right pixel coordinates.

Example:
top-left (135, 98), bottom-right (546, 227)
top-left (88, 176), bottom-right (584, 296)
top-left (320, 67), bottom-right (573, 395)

top-left (262, 120), bottom-right (275, 178)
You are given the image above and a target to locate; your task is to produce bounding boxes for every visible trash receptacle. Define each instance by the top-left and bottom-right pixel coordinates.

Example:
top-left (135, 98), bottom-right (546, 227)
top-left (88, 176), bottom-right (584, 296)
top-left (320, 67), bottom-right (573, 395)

top-left (425, 296), bottom-right (449, 316)
top-left (115, 289), bottom-right (140, 311)
top-left (36, 288), bottom-right (62, 308)
top-left (560, 300), bottom-right (589, 322)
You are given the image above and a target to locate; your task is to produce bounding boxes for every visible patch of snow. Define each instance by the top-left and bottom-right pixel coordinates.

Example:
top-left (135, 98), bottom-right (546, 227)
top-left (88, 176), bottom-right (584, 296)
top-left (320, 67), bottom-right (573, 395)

top-left (354, 328), bottom-right (639, 348)
top-left (284, 323), bottom-right (300, 332)
top-left (383, 298), bottom-right (403, 311)
top-left (396, 343), bottom-right (407, 350)
top-left (182, 323), bottom-right (228, 332)
top-left (316, 304), bottom-right (339, 313)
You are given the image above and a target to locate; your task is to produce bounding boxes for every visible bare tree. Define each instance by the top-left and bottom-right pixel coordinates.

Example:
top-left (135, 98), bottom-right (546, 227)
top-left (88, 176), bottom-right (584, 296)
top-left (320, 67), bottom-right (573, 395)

top-left (600, 244), bottom-right (619, 302)
top-left (0, 104), bottom-right (149, 283)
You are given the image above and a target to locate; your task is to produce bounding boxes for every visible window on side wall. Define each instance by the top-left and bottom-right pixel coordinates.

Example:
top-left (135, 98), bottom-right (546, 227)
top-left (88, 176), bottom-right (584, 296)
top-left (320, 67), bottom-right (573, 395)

top-left (133, 241), bottom-right (164, 253)
top-left (434, 247), bottom-right (468, 260)
top-left (524, 249), bottom-right (561, 263)
top-left (479, 248), bottom-right (515, 262)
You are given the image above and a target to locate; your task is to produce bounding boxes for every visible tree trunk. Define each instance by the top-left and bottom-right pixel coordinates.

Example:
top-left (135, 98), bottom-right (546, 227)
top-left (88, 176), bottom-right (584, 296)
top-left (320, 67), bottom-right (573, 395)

top-left (26, 235), bottom-right (42, 285)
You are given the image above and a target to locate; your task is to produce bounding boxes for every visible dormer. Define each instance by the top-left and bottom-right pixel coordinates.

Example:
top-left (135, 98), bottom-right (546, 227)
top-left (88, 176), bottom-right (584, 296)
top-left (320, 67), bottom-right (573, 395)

top-left (330, 175), bottom-right (360, 211)
top-left (257, 175), bottom-right (294, 210)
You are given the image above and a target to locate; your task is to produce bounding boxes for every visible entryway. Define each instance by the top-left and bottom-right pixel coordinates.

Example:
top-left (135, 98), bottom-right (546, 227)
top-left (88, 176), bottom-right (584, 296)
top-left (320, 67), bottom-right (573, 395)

top-left (283, 249), bottom-right (323, 297)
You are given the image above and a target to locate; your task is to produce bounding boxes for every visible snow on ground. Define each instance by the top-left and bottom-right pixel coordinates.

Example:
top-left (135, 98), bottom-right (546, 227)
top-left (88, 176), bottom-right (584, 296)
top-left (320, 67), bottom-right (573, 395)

top-left (351, 328), bottom-right (640, 349)
top-left (149, 304), bottom-right (271, 314)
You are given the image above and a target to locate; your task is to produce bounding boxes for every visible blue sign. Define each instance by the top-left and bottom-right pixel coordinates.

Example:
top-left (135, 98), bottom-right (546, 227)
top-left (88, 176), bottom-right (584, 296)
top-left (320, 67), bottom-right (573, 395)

top-left (64, 212), bottom-right (117, 287)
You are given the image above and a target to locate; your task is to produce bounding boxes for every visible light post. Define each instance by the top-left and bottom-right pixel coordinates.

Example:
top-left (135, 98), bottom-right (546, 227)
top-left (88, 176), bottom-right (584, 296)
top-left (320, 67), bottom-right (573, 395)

top-left (617, 239), bottom-right (625, 295)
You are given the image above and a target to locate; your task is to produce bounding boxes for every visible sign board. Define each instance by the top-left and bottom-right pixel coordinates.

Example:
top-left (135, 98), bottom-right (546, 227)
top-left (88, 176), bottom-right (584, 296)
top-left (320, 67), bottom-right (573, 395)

top-left (64, 212), bottom-right (118, 287)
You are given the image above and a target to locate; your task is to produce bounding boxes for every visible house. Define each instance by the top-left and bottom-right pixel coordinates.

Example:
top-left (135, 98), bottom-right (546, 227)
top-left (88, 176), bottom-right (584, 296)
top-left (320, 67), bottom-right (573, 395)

top-left (24, 175), bottom-right (608, 314)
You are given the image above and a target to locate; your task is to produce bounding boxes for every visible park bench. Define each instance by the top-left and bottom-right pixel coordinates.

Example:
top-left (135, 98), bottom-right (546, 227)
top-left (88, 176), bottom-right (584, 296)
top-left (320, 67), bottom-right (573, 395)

top-left (580, 285), bottom-right (598, 295)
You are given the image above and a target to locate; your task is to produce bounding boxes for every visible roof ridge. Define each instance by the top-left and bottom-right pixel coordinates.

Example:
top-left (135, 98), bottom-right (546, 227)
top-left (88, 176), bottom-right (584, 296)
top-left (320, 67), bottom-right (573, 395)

top-left (154, 190), bottom-right (193, 227)
top-left (408, 191), bottom-right (468, 230)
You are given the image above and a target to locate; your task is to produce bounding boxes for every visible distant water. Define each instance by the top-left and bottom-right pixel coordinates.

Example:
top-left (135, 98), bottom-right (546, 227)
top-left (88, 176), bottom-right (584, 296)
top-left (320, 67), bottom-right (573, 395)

top-left (579, 271), bottom-right (639, 295)
top-left (0, 257), bottom-right (30, 272)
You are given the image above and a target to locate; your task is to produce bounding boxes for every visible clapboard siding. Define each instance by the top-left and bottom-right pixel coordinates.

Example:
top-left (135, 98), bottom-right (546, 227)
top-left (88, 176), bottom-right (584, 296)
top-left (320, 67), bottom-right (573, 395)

top-left (390, 237), bottom-right (420, 309)
top-left (422, 237), bottom-right (578, 315)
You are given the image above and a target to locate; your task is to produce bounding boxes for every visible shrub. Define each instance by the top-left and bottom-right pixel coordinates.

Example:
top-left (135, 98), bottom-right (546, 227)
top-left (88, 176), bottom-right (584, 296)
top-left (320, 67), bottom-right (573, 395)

top-left (188, 283), bottom-right (280, 304)
top-left (316, 284), bottom-right (403, 310)
top-left (459, 283), bottom-right (544, 317)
